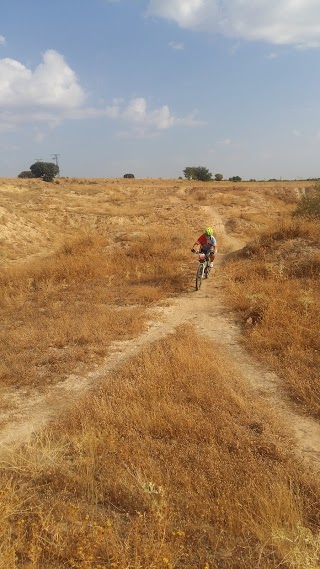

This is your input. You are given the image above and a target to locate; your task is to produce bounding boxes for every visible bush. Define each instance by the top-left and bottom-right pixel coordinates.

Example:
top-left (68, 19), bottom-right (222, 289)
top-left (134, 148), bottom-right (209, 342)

top-left (294, 184), bottom-right (320, 219)
top-left (183, 166), bottom-right (212, 181)
top-left (229, 176), bottom-right (242, 182)
top-left (123, 173), bottom-right (135, 179)
top-left (18, 171), bottom-right (35, 178)
top-left (215, 173), bottom-right (223, 181)
top-left (30, 161), bottom-right (59, 182)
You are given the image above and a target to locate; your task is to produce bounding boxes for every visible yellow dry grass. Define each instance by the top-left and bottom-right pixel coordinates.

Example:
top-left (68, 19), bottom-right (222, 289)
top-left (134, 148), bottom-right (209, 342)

top-left (1, 327), bottom-right (320, 568)
top-left (222, 218), bottom-right (320, 418)
top-left (0, 177), bottom-right (319, 568)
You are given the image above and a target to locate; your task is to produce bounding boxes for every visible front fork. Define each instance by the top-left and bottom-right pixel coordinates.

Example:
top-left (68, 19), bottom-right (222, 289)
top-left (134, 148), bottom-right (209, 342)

top-left (200, 262), bottom-right (206, 277)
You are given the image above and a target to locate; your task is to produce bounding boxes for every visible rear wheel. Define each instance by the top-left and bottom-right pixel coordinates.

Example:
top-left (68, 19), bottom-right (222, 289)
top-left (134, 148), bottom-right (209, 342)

top-left (205, 262), bottom-right (210, 279)
top-left (196, 264), bottom-right (203, 290)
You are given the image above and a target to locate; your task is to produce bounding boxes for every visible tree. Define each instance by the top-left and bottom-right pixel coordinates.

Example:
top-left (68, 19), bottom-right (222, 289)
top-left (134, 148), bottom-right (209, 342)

top-left (183, 166), bottom-right (212, 181)
top-left (215, 173), bottom-right (223, 181)
top-left (229, 176), bottom-right (242, 182)
top-left (18, 171), bottom-right (36, 178)
top-left (30, 161), bottom-right (59, 182)
top-left (123, 173), bottom-right (135, 179)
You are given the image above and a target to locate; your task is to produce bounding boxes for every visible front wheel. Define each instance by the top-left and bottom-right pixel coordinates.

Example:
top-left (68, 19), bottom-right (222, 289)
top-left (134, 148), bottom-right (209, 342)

top-left (196, 264), bottom-right (203, 290)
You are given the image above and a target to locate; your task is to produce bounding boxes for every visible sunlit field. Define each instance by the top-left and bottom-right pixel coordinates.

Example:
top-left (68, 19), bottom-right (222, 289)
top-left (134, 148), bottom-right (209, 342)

top-left (0, 177), bottom-right (319, 568)
top-left (222, 217), bottom-right (320, 419)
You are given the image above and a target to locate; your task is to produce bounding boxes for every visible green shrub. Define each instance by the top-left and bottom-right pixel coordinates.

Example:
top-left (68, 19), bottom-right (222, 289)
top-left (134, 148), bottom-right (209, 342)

top-left (18, 171), bottom-right (35, 178)
top-left (183, 166), bottom-right (212, 181)
top-left (229, 175), bottom-right (242, 182)
top-left (30, 161), bottom-right (59, 182)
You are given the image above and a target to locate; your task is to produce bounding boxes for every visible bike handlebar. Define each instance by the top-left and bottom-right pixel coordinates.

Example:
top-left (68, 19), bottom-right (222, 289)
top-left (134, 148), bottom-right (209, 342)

top-left (191, 249), bottom-right (209, 255)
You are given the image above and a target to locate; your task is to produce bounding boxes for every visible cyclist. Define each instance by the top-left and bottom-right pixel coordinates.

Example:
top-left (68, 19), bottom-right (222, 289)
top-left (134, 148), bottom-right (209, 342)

top-left (191, 227), bottom-right (217, 268)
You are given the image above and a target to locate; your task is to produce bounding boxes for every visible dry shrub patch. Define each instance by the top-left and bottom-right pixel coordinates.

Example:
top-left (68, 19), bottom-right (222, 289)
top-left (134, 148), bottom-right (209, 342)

top-left (0, 327), bottom-right (319, 568)
top-left (223, 219), bottom-right (320, 417)
top-left (0, 229), bottom-right (190, 388)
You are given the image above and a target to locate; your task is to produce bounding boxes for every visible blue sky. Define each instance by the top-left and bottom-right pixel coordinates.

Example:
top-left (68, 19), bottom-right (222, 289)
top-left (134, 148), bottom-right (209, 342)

top-left (1, 0), bottom-right (320, 180)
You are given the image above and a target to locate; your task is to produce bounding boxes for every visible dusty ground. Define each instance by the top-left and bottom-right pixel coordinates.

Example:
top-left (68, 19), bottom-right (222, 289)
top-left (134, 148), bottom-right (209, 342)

top-left (1, 205), bottom-right (319, 475)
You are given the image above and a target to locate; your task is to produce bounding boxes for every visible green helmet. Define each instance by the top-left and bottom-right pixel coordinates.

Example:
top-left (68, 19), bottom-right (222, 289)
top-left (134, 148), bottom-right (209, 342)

top-left (204, 227), bottom-right (213, 236)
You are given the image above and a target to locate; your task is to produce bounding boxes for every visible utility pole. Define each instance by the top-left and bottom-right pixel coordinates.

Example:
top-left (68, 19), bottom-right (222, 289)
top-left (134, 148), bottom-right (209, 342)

top-left (51, 154), bottom-right (60, 176)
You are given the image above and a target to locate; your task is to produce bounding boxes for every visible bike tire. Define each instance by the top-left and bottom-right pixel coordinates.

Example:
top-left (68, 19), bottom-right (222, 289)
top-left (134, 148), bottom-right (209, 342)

top-left (205, 263), bottom-right (210, 279)
top-left (196, 264), bottom-right (203, 290)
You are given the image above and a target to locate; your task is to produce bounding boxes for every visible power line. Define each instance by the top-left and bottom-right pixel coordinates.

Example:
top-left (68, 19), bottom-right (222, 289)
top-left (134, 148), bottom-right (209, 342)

top-left (51, 154), bottom-right (60, 176)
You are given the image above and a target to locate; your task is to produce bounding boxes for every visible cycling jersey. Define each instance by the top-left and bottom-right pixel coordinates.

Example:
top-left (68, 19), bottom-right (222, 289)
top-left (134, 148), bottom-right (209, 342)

top-left (197, 234), bottom-right (217, 250)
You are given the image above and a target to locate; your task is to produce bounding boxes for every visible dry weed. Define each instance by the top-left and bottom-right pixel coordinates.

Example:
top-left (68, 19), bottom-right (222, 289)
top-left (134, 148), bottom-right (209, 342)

top-left (0, 327), bottom-right (319, 568)
top-left (223, 218), bottom-right (320, 417)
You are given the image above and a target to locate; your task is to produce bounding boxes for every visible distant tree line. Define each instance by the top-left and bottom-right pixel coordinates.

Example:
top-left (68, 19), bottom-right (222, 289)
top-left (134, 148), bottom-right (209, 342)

top-left (18, 161), bottom-right (59, 182)
top-left (182, 166), bottom-right (243, 182)
top-left (183, 166), bottom-right (225, 182)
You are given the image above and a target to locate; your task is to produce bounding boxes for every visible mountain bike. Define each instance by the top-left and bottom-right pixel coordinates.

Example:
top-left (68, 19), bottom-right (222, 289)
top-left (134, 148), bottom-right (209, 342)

top-left (192, 248), bottom-right (211, 290)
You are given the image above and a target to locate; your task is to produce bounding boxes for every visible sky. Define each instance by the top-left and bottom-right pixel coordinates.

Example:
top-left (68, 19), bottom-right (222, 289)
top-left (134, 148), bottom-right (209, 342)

top-left (1, 0), bottom-right (320, 180)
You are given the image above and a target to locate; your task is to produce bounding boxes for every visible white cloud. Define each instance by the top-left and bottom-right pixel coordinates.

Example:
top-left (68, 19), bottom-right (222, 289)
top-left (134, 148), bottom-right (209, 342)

top-left (69, 97), bottom-right (205, 137)
top-left (0, 49), bottom-right (204, 136)
top-left (265, 52), bottom-right (278, 60)
top-left (0, 36), bottom-right (6, 46)
top-left (169, 41), bottom-right (184, 50)
top-left (217, 138), bottom-right (232, 145)
top-left (0, 49), bottom-right (86, 109)
top-left (147, 0), bottom-right (320, 48)
top-left (33, 127), bottom-right (46, 143)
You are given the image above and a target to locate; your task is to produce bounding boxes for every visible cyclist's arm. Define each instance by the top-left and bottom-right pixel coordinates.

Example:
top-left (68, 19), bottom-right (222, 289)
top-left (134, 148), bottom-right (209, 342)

top-left (211, 238), bottom-right (217, 255)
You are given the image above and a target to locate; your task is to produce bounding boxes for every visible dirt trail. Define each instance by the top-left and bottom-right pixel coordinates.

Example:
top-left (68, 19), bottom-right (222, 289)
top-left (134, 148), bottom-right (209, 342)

top-left (1, 228), bottom-right (320, 474)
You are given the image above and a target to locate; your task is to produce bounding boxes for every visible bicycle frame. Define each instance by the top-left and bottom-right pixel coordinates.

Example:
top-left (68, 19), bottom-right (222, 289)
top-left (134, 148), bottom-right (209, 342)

top-left (195, 252), bottom-right (210, 290)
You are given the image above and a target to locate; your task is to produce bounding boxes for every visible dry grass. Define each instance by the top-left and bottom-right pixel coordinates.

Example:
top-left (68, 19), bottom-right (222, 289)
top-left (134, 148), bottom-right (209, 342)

top-left (0, 177), bottom-right (319, 568)
top-left (0, 228), bottom-right (191, 388)
top-left (0, 326), bottom-right (319, 568)
top-left (222, 217), bottom-right (320, 417)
